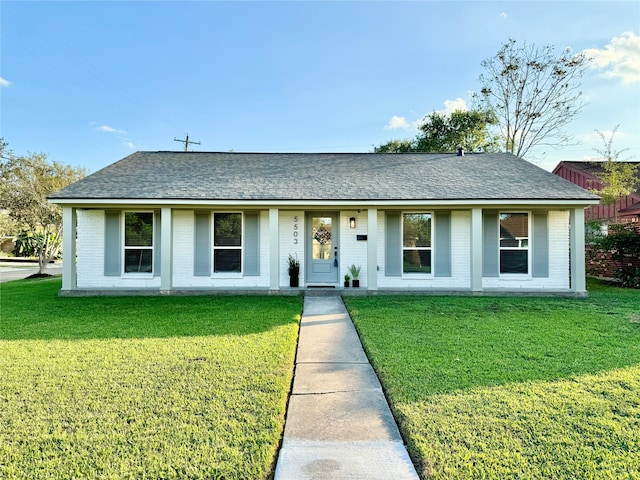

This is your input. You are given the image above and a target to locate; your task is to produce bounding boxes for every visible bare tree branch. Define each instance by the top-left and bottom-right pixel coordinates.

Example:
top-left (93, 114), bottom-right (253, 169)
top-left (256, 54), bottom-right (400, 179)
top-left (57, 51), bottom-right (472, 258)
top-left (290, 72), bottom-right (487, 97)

top-left (475, 39), bottom-right (591, 159)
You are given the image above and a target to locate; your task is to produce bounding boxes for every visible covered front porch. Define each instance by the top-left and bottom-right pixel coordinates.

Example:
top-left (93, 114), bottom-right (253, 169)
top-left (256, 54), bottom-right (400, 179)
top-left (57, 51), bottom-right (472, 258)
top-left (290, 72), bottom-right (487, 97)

top-left (59, 204), bottom-right (589, 296)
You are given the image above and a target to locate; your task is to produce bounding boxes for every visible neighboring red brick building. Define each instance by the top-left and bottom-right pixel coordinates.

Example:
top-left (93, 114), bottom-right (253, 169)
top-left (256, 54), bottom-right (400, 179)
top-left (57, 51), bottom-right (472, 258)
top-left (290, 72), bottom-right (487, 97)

top-left (553, 161), bottom-right (640, 223)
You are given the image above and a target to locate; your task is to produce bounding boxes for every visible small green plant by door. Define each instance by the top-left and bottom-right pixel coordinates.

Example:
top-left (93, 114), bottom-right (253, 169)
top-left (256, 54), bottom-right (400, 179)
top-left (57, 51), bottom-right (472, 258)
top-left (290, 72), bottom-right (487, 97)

top-left (349, 264), bottom-right (361, 287)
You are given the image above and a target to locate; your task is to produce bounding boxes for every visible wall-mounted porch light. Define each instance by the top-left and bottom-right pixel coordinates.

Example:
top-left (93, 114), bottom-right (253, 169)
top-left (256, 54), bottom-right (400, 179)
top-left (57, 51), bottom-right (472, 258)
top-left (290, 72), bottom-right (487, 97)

top-left (349, 217), bottom-right (356, 229)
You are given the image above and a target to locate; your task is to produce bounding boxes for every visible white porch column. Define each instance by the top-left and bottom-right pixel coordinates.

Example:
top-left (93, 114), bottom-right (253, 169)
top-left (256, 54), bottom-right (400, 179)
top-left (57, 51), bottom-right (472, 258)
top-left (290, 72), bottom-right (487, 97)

top-left (367, 208), bottom-right (378, 290)
top-left (160, 207), bottom-right (172, 292)
top-left (570, 207), bottom-right (586, 295)
top-left (62, 207), bottom-right (77, 291)
top-left (269, 208), bottom-right (280, 290)
top-left (470, 207), bottom-right (483, 293)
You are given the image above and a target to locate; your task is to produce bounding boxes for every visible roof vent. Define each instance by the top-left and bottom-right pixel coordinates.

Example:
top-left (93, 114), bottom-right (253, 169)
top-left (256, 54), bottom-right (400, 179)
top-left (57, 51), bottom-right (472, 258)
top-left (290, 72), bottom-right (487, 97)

top-left (457, 148), bottom-right (464, 156)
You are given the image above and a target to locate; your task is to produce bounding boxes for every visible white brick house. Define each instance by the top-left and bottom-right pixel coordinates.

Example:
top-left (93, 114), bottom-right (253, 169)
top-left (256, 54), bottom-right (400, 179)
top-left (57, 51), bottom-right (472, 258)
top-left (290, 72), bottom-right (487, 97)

top-left (49, 151), bottom-right (599, 296)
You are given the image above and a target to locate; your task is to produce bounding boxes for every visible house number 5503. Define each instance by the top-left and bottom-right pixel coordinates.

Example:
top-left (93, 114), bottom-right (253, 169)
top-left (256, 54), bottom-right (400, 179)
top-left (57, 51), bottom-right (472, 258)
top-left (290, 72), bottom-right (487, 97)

top-left (293, 216), bottom-right (299, 244)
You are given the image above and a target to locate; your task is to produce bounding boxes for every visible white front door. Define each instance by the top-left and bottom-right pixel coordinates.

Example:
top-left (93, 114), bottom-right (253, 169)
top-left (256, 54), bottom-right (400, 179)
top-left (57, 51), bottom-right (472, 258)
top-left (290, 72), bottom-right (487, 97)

top-left (306, 213), bottom-right (339, 284)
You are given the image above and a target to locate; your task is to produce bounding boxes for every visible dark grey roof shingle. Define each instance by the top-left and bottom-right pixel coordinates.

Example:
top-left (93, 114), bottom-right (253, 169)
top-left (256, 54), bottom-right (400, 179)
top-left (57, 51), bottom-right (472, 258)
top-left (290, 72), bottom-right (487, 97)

top-left (49, 152), bottom-right (599, 201)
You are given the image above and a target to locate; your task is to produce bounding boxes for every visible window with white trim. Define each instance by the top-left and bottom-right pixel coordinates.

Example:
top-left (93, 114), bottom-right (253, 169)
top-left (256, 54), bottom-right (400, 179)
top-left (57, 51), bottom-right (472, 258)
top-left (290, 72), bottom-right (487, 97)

top-left (124, 211), bottom-right (154, 274)
top-left (499, 212), bottom-right (529, 274)
top-left (213, 212), bottom-right (242, 273)
top-left (402, 213), bottom-right (432, 274)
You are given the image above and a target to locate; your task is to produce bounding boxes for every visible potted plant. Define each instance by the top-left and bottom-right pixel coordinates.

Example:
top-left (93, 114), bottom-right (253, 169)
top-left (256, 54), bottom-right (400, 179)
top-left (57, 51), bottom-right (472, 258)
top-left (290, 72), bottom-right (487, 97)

top-left (288, 254), bottom-right (300, 288)
top-left (344, 273), bottom-right (351, 288)
top-left (349, 264), bottom-right (361, 288)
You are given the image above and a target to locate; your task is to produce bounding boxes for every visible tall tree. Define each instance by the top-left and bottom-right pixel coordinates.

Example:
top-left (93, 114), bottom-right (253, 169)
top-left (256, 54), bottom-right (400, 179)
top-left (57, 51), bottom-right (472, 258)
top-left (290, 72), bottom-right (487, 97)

top-left (415, 110), bottom-right (499, 153)
top-left (0, 138), bottom-right (18, 237)
top-left (375, 109), bottom-right (499, 153)
top-left (0, 151), bottom-right (85, 274)
top-left (475, 39), bottom-right (591, 158)
top-left (0, 138), bottom-right (9, 157)
top-left (590, 126), bottom-right (640, 214)
top-left (374, 139), bottom-right (417, 153)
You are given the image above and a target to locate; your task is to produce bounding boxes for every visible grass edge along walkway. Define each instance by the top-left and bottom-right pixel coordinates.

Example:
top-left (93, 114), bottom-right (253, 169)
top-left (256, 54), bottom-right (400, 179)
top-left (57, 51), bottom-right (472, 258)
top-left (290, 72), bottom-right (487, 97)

top-left (344, 281), bottom-right (640, 479)
top-left (0, 277), bottom-right (303, 480)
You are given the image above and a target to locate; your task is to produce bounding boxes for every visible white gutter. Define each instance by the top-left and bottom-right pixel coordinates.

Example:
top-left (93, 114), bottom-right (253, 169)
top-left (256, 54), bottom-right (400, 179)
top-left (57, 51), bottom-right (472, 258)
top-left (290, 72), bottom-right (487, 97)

top-left (49, 198), bottom-right (600, 209)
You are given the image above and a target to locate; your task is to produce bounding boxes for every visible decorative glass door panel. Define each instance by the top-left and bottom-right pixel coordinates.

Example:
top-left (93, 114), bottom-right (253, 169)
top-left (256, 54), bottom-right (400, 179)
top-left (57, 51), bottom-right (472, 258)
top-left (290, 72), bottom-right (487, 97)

top-left (306, 213), bottom-right (339, 284)
top-left (312, 217), bottom-right (332, 260)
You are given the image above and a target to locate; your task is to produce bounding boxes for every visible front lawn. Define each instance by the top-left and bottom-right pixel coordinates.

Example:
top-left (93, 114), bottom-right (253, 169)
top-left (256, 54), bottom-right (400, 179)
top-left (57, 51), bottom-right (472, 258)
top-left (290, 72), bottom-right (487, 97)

top-left (0, 278), bottom-right (302, 479)
top-left (344, 281), bottom-right (640, 479)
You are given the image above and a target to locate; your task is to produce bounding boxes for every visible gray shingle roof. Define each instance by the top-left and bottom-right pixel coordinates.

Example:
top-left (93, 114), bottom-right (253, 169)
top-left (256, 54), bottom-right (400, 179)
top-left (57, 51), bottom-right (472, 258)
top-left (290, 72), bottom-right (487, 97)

top-left (50, 151), bottom-right (599, 202)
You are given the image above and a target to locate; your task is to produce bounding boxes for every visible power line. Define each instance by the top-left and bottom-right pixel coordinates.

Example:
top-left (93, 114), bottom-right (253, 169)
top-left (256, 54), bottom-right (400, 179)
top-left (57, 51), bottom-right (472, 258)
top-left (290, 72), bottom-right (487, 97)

top-left (36, 25), bottom-right (184, 133)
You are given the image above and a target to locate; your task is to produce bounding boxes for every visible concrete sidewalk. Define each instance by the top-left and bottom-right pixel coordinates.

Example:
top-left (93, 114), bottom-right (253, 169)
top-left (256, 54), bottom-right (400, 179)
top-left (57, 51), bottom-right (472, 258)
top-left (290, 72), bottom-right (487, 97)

top-left (274, 296), bottom-right (419, 480)
top-left (0, 261), bottom-right (62, 283)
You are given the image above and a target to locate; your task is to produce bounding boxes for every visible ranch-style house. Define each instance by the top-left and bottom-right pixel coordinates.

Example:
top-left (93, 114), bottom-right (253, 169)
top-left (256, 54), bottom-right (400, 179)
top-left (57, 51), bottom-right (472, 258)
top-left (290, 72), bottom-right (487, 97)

top-left (49, 151), bottom-right (600, 296)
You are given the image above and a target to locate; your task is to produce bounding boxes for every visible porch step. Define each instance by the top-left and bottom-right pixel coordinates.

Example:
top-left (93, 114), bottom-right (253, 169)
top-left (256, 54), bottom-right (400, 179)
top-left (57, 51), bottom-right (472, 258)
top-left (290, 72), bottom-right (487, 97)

top-left (304, 287), bottom-right (339, 296)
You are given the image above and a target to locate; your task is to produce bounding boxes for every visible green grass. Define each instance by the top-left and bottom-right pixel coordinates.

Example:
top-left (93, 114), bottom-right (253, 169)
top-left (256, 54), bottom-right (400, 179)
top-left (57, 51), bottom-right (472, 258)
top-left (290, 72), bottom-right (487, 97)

top-left (344, 280), bottom-right (640, 479)
top-left (0, 278), bottom-right (302, 480)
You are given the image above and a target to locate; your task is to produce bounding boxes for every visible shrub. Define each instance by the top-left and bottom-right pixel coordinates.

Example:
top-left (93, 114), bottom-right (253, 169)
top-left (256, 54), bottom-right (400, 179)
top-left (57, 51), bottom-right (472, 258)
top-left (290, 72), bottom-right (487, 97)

top-left (13, 230), bottom-right (60, 259)
top-left (601, 223), bottom-right (640, 289)
top-left (615, 266), bottom-right (640, 288)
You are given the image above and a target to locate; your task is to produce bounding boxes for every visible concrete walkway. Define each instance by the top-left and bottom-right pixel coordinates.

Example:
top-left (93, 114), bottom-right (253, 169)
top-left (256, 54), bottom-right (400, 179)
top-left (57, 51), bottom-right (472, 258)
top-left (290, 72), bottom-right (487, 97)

top-left (274, 296), bottom-right (419, 480)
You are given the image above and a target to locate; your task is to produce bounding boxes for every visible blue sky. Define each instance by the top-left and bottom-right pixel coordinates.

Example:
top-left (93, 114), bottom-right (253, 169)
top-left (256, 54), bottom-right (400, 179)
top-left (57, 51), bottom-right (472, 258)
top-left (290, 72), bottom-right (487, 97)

top-left (1, 1), bottom-right (638, 173)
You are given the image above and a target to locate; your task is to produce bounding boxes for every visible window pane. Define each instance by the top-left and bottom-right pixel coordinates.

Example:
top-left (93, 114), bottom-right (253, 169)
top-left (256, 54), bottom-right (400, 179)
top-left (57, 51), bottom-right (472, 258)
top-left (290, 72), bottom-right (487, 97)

top-left (403, 214), bottom-right (431, 248)
top-left (312, 217), bottom-right (332, 260)
top-left (214, 213), bottom-right (241, 246)
top-left (403, 250), bottom-right (431, 274)
top-left (500, 250), bottom-right (528, 274)
top-left (125, 212), bottom-right (153, 247)
top-left (124, 249), bottom-right (153, 273)
top-left (214, 249), bottom-right (241, 273)
top-left (500, 213), bottom-right (528, 248)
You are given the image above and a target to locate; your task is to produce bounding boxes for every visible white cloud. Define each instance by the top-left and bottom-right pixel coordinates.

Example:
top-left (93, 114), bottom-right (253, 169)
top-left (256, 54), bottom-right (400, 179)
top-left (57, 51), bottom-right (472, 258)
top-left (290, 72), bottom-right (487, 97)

top-left (438, 98), bottom-right (468, 115)
top-left (583, 32), bottom-right (640, 83)
top-left (579, 129), bottom-right (627, 145)
top-left (385, 98), bottom-right (470, 131)
top-left (385, 115), bottom-right (413, 130)
top-left (499, 12), bottom-right (507, 19)
top-left (97, 125), bottom-right (127, 134)
top-left (0, 77), bottom-right (11, 88)
top-left (94, 124), bottom-right (138, 150)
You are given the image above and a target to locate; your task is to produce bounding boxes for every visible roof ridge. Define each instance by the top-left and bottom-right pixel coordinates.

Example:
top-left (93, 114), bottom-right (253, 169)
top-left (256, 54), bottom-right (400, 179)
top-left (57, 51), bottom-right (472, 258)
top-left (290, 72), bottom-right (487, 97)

top-left (148, 151), bottom-right (493, 155)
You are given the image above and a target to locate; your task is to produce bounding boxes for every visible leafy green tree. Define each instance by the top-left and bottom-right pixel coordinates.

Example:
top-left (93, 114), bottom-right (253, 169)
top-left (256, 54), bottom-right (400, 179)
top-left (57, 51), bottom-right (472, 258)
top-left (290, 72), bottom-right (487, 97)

top-left (590, 126), bottom-right (640, 213)
top-left (0, 211), bottom-right (18, 238)
top-left (475, 39), bottom-right (591, 158)
top-left (415, 110), bottom-right (499, 153)
top-left (600, 223), bottom-right (640, 288)
top-left (375, 109), bottom-right (499, 153)
top-left (0, 138), bottom-right (9, 157)
top-left (0, 138), bottom-right (18, 237)
top-left (374, 139), bottom-right (417, 153)
top-left (0, 150), bottom-right (85, 273)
